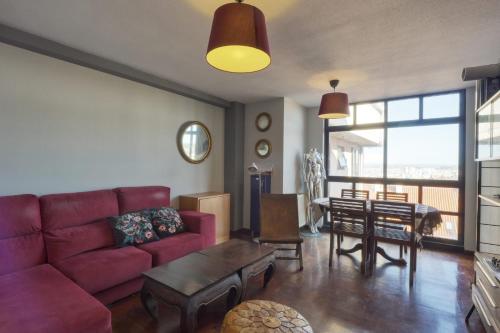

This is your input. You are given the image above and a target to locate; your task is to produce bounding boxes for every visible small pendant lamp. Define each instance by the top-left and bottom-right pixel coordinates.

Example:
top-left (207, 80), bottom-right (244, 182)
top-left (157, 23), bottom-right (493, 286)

top-left (318, 80), bottom-right (349, 119)
top-left (206, 0), bottom-right (271, 73)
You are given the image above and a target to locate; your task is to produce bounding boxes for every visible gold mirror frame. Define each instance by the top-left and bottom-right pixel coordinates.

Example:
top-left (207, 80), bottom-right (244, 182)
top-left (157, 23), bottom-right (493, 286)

top-left (256, 112), bottom-right (272, 132)
top-left (255, 139), bottom-right (272, 159)
top-left (177, 121), bottom-right (213, 164)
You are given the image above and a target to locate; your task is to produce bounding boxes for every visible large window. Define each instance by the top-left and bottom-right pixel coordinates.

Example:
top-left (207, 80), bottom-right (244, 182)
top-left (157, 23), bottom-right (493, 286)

top-left (325, 91), bottom-right (465, 245)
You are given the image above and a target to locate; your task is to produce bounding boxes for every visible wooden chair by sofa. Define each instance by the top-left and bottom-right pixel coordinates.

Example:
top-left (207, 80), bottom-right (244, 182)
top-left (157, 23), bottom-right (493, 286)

top-left (376, 191), bottom-right (409, 258)
top-left (371, 200), bottom-right (417, 287)
top-left (329, 197), bottom-right (371, 275)
top-left (259, 193), bottom-right (303, 271)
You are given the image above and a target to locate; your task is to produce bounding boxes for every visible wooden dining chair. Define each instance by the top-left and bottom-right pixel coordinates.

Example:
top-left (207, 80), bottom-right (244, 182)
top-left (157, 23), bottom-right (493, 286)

top-left (329, 197), bottom-right (371, 275)
top-left (376, 191), bottom-right (409, 257)
top-left (259, 193), bottom-right (303, 270)
top-left (338, 189), bottom-right (370, 243)
top-left (371, 200), bottom-right (417, 287)
top-left (376, 191), bottom-right (408, 202)
top-left (341, 189), bottom-right (370, 200)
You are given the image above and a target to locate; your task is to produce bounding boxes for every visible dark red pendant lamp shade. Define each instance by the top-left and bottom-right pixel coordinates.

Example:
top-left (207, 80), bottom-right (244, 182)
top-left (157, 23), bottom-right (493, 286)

top-left (206, 1), bottom-right (271, 73)
top-left (318, 80), bottom-right (349, 119)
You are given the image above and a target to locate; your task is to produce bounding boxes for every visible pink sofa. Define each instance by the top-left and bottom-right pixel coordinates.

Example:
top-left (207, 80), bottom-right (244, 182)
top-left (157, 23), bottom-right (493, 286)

top-left (0, 186), bottom-right (216, 333)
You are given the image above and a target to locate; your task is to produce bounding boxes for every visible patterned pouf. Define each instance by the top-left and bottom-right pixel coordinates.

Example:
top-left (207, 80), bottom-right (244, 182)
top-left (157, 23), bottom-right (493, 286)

top-left (221, 300), bottom-right (313, 333)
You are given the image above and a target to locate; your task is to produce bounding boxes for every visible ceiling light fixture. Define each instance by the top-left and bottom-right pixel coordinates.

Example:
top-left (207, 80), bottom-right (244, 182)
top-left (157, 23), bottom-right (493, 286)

top-left (318, 80), bottom-right (349, 119)
top-left (206, 0), bottom-right (271, 73)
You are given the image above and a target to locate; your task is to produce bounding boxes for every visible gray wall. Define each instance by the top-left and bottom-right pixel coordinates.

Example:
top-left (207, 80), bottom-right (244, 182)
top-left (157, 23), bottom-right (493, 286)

top-left (0, 43), bottom-right (224, 207)
top-left (224, 102), bottom-right (245, 230)
top-left (464, 87), bottom-right (477, 251)
top-left (305, 106), bottom-right (325, 153)
top-left (242, 98), bottom-right (285, 229)
top-left (241, 97), bottom-right (309, 229)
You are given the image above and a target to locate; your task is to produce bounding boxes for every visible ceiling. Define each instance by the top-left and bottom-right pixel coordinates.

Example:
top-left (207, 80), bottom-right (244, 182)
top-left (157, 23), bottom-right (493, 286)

top-left (0, 0), bottom-right (499, 107)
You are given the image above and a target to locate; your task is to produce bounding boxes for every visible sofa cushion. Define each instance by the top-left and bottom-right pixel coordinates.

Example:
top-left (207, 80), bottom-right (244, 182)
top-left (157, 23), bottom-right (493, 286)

top-left (137, 232), bottom-right (204, 266)
top-left (108, 210), bottom-right (159, 247)
top-left (114, 186), bottom-right (170, 214)
top-left (151, 207), bottom-right (185, 238)
top-left (43, 219), bottom-right (115, 262)
top-left (40, 190), bottom-right (119, 262)
top-left (0, 194), bottom-right (45, 275)
top-left (0, 264), bottom-right (111, 333)
top-left (40, 190), bottom-right (118, 230)
top-left (52, 246), bottom-right (152, 294)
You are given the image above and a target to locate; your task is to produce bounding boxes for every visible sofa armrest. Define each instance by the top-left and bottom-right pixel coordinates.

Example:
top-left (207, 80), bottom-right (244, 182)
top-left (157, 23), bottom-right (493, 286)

top-left (178, 211), bottom-right (216, 247)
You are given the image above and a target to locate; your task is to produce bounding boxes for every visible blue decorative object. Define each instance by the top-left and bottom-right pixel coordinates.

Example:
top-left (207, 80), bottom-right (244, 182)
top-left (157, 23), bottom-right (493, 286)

top-left (250, 172), bottom-right (271, 237)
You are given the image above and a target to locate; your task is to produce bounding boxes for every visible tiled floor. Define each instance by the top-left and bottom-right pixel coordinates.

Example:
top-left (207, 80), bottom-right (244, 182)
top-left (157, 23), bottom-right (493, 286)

top-left (110, 234), bottom-right (485, 332)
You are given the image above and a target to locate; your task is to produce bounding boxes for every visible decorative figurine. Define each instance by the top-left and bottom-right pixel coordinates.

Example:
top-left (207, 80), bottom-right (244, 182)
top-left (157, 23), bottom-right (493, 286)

top-left (302, 148), bottom-right (326, 233)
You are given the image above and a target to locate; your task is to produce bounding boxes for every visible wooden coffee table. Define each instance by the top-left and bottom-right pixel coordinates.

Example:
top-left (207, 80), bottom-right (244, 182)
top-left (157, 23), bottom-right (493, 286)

top-left (141, 239), bottom-right (276, 333)
top-left (199, 239), bottom-right (276, 300)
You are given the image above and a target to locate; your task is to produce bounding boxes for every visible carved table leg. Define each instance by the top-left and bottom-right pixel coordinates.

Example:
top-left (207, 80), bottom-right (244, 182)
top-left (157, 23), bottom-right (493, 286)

top-left (180, 300), bottom-right (197, 333)
top-left (376, 246), bottom-right (407, 266)
top-left (263, 262), bottom-right (276, 288)
top-left (140, 281), bottom-right (158, 319)
top-left (336, 242), bottom-right (363, 255)
top-left (240, 253), bottom-right (276, 301)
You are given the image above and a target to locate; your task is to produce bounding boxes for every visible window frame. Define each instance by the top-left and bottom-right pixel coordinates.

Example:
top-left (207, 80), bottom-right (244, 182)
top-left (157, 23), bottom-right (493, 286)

top-left (324, 90), bottom-right (466, 247)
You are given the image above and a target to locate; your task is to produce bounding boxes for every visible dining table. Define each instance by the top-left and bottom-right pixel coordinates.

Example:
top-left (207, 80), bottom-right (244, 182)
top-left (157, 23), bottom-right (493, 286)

top-left (312, 197), bottom-right (443, 266)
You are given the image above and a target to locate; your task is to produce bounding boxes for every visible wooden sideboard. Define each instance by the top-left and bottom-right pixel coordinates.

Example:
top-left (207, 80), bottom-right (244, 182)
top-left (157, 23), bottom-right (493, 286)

top-left (470, 252), bottom-right (500, 332)
top-left (179, 192), bottom-right (230, 244)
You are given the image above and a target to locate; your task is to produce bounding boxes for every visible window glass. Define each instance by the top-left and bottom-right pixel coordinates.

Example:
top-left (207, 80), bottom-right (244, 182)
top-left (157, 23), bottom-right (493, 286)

top-left (387, 124), bottom-right (459, 180)
top-left (422, 187), bottom-right (459, 213)
top-left (329, 129), bottom-right (384, 178)
top-left (328, 182), bottom-right (352, 198)
top-left (355, 183), bottom-right (384, 200)
top-left (356, 102), bottom-right (384, 124)
top-left (423, 93), bottom-right (460, 119)
top-left (432, 215), bottom-right (459, 240)
top-left (388, 98), bottom-right (419, 122)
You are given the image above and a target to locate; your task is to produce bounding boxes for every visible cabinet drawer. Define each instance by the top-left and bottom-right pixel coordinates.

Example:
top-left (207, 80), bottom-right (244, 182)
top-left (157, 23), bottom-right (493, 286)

top-left (473, 285), bottom-right (499, 333)
top-left (475, 259), bottom-right (500, 329)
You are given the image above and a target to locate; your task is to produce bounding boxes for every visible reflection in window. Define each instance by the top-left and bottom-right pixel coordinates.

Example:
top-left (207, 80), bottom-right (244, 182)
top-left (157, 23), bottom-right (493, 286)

top-left (329, 129), bottom-right (384, 178)
top-left (388, 98), bottom-right (419, 122)
top-left (356, 102), bottom-right (384, 124)
top-left (387, 124), bottom-right (459, 180)
top-left (423, 93), bottom-right (460, 119)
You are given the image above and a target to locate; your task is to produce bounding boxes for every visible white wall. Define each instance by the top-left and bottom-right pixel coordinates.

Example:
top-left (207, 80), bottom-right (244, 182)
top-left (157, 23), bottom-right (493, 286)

top-left (242, 98), bottom-right (284, 228)
top-left (0, 43), bottom-right (224, 207)
top-left (283, 98), bottom-right (306, 193)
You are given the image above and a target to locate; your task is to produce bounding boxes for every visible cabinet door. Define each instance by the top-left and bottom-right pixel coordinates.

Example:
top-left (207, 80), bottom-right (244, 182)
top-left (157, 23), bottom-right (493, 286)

top-left (199, 196), bottom-right (229, 243)
top-left (477, 105), bottom-right (491, 160)
top-left (493, 96), bottom-right (500, 158)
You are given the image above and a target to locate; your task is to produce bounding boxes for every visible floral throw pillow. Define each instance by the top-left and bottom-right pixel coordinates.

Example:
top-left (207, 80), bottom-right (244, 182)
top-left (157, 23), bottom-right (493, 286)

top-left (151, 207), bottom-right (185, 238)
top-left (108, 210), bottom-right (159, 247)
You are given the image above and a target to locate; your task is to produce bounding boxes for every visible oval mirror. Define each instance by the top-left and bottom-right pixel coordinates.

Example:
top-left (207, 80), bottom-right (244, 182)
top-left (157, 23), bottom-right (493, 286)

top-left (256, 112), bottom-right (272, 132)
top-left (177, 121), bottom-right (212, 164)
top-left (255, 139), bottom-right (272, 159)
